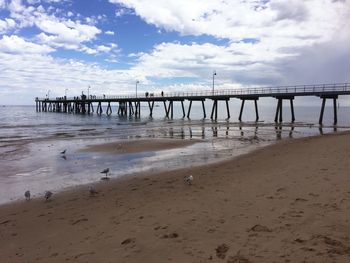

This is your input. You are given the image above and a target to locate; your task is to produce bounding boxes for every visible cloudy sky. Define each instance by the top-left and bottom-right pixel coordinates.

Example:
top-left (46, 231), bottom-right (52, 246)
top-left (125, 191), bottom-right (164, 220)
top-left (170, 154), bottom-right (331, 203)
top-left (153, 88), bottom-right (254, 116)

top-left (0, 0), bottom-right (349, 104)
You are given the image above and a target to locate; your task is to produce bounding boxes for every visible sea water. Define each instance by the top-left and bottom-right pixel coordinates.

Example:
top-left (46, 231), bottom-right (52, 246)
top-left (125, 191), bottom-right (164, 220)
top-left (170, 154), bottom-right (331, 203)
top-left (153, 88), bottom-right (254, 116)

top-left (0, 102), bottom-right (349, 204)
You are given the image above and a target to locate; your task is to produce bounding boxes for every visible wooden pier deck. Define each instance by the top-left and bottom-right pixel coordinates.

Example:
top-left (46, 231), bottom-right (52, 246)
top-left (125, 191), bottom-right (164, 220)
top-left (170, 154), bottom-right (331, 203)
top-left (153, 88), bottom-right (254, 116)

top-left (35, 83), bottom-right (350, 124)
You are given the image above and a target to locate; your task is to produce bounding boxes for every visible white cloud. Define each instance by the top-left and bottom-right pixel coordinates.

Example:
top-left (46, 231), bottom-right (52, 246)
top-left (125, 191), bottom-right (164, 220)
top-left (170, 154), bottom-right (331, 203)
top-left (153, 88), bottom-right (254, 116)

top-left (96, 45), bottom-right (112, 53)
top-left (105, 30), bottom-right (115, 35)
top-left (0, 0), bottom-right (6, 9)
top-left (110, 0), bottom-right (350, 57)
top-left (110, 0), bottom-right (349, 44)
top-left (0, 35), bottom-right (54, 54)
top-left (114, 7), bottom-right (133, 17)
top-left (7, 0), bottom-right (102, 53)
top-left (0, 18), bottom-right (16, 33)
top-left (110, 0), bottom-right (350, 86)
top-left (0, 52), bottom-right (142, 104)
top-left (26, 0), bottom-right (41, 4)
top-left (132, 41), bottom-right (294, 85)
top-left (35, 18), bottom-right (101, 44)
top-left (26, 0), bottom-right (72, 4)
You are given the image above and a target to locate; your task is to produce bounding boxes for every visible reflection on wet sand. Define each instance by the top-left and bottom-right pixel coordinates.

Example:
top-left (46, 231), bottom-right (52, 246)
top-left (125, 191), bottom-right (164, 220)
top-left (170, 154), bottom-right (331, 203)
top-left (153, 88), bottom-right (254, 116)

top-left (157, 121), bottom-right (339, 141)
top-left (319, 126), bottom-right (337, 135)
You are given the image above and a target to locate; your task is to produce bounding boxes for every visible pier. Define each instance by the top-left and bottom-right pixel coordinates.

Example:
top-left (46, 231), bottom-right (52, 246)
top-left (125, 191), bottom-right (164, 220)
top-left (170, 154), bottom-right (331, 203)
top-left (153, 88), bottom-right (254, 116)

top-left (35, 83), bottom-right (350, 125)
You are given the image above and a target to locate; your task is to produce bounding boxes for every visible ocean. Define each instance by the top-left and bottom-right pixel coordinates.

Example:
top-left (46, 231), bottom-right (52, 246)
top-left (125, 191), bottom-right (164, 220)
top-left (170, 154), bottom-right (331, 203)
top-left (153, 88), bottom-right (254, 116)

top-left (1, 102), bottom-right (349, 204)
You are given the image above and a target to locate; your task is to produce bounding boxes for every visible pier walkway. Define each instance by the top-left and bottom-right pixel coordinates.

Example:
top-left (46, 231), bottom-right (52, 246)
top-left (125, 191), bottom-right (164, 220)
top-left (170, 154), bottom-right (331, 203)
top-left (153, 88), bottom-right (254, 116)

top-left (35, 83), bottom-right (350, 124)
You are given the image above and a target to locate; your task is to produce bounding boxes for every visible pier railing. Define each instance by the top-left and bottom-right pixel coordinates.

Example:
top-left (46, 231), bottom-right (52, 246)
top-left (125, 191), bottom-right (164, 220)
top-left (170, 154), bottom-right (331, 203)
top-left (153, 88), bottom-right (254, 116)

top-left (37, 83), bottom-right (350, 101)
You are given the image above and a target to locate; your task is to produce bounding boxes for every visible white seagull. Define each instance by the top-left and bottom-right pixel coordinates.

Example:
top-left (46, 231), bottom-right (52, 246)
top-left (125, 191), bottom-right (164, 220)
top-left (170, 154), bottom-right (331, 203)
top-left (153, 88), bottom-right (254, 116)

top-left (24, 190), bottom-right (31, 201)
top-left (100, 168), bottom-right (110, 180)
top-left (184, 175), bottom-right (193, 185)
top-left (60, 149), bottom-right (66, 155)
top-left (44, 191), bottom-right (53, 201)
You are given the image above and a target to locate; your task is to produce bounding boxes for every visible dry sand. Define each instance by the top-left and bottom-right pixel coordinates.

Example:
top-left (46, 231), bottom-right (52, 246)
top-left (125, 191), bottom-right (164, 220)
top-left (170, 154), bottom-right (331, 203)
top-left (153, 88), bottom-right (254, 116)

top-left (1, 133), bottom-right (350, 262)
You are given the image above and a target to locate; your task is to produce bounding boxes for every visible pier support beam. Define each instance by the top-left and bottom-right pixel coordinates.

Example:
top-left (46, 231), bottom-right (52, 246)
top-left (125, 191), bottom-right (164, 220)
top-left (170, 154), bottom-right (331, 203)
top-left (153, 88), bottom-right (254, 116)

top-left (290, 99), bottom-right (295, 122)
top-left (319, 95), bottom-right (338, 125)
top-left (106, 102), bottom-right (112, 116)
top-left (118, 102), bottom-right (127, 116)
top-left (163, 101), bottom-right (170, 118)
top-left (187, 100), bottom-right (193, 118)
top-left (134, 101), bottom-right (141, 117)
top-left (274, 96), bottom-right (295, 123)
top-left (333, 98), bottom-right (337, 125)
top-left (148, 101), bottom-right (155, 117)
top-left (128, 101), bottom-right (134, 116)
top-left (97, 102), bottom-right (103, 115)
top-left (210, 100), bottom-right (218, 120)
top-left (81, 102), bottom-right (86, 114)
top-left (202, 100), bottom-right (206, 119)
top-left (163, 101), bottom-right (168, 117)
top-left (225, 99), bottom-right (230, 119)
top-left (208, 99), bottom-right (230, 120)
top-left (181, 101), bottom-right (185, 118)
top-left (239, 100), bottom-right (245, 121)
top-left (167, 101), bottom-right (173, 118)
top-left (187, 100), bottom-right (205, 119)
top-left (254, 100), bottom-right (259, 121)
top-left (238, 97), bottom-right (259, 122)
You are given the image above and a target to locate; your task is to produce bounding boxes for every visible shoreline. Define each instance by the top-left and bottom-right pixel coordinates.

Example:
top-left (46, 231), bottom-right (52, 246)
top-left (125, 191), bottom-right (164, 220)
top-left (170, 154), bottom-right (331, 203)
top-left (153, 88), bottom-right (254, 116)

top-left (1, 132), bottom-right (350, 262)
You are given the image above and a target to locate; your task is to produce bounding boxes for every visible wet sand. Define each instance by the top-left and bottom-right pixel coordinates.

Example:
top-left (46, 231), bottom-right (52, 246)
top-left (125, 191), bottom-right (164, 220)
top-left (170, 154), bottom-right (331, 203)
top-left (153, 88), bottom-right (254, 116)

top-left (1, 133), bottom-right (350, 262)
top-left (80, 138), bottom-right (198, 154)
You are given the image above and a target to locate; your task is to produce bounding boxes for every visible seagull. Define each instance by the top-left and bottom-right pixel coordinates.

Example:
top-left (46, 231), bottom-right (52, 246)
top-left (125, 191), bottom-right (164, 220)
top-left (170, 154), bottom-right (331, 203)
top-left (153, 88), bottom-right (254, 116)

top-left (44, 191), bottom-right (53, 201)
top-left (24, 190), bottom-right (31, 201)
top-left (89, 186), bottom-right (99, 196)
top-left (100, 168), bottom-right (110, 180)
top-left (60, 149), bottom-right (66, 155)
top-left (184, 175), bottom-right (193, 185)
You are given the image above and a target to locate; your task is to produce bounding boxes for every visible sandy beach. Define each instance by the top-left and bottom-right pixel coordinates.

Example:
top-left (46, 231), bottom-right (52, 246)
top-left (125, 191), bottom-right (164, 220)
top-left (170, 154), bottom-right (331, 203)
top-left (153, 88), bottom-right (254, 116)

top-left (80, 138), bottom-right (198, 154)
top-left (1, 132), bottom-right (350, 262)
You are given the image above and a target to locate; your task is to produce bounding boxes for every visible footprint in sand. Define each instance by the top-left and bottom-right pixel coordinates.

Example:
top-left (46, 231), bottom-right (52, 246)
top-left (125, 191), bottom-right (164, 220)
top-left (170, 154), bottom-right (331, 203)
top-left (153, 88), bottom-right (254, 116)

top-left (70, 218), bottom-right (88, 225)
top-left (226, 252), bottom-right (252, 263)
top-left (121, 238), bottom-right (135, 245)
top-left (248, 224), bottom-right (272, 232)
top-left (161, 233), bottom-right (179, 239)
top-left (215, 243), bottom-right (229, 259)
top-left (0, 219), bottom-right (11, 225)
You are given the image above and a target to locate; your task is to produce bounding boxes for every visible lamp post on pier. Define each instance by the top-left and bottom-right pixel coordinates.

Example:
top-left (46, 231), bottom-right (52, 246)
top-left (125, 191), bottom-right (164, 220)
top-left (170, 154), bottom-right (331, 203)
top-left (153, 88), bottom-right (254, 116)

top-left (47, 89), bottom-right (51, 99)
top-left (65, 88), bottom-right (68, 97)
top-left (136, 80), bottom-right (139, 98)
top-left (88, 85), bottom-right (91, 98)
top-left (212, 70), bottom-right (217, 95)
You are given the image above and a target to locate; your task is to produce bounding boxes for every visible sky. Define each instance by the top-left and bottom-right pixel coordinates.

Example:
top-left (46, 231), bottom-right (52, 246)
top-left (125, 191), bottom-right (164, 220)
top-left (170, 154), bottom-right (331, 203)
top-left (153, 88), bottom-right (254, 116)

top-left (0, 0), bottom-right (349, 105)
